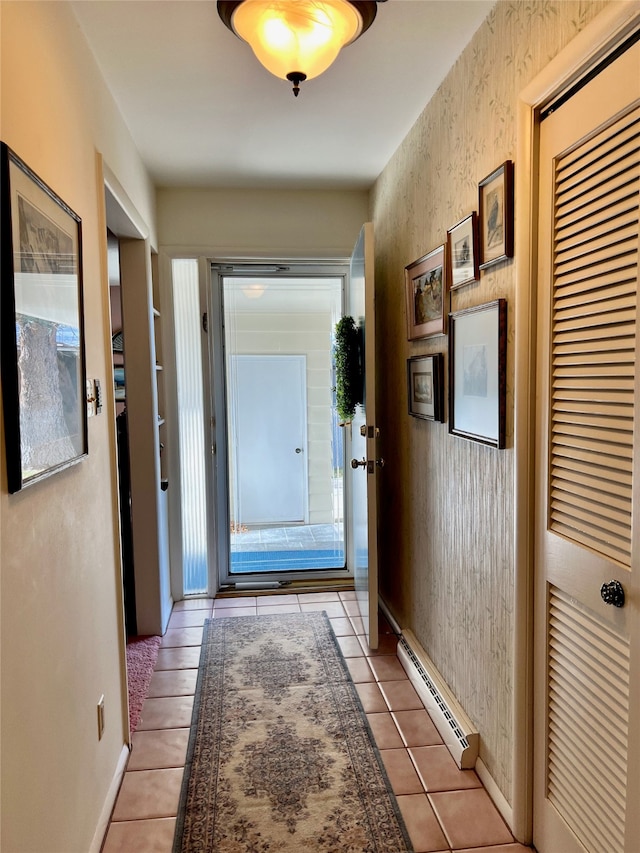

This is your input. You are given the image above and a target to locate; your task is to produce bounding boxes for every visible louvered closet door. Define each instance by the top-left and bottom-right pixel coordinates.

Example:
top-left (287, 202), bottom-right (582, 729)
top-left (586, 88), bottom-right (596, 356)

top-left (534, 40), bottom-right (640, 853)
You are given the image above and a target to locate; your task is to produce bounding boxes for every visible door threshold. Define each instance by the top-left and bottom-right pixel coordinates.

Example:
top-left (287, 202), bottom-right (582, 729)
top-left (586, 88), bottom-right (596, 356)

top-left (217, 577), bottom-right (355, 598)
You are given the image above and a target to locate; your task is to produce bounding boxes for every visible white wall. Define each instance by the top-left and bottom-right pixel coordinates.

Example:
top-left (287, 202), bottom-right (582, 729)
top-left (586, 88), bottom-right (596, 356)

top-left (158, 186), bottom-right (369, 259)
top-left (0, 2), bottom-right (156, 850)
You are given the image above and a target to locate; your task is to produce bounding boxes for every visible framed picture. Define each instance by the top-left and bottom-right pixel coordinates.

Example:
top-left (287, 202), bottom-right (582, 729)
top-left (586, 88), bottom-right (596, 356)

top-left (0, 144), bottom-right (87, 493)
top-left (448, 299), bottom-right (507, 448)
top-left (407, 353), bottom-right (444, 421)
top-left (447, 212), bottom-right (479, 289)
top-left (404, 245), bottom-right (447, 339)
top-left (478, 160), bottom-right (514, 269)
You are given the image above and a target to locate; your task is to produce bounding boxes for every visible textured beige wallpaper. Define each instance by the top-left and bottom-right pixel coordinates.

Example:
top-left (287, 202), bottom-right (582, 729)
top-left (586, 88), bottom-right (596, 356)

top-left (371, 0), bottom-right (608, 802)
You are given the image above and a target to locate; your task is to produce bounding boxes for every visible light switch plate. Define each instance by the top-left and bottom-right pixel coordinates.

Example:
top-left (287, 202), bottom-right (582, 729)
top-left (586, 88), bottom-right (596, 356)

top-left (86, 379), bottom-right (96, 418)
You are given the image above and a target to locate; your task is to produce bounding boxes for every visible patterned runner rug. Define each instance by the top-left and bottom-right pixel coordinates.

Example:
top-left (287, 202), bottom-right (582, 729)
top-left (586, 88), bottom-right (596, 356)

top-left (173, 612), bottom-right (413, 852)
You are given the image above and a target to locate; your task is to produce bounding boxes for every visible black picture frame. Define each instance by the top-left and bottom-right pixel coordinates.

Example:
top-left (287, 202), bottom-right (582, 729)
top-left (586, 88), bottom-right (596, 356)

top-left (1, 143), bottom-right (87, 493)
top-left (447, 212), bottom-right (480, 289)
top-left (448, 299), bottom-right (507, 448)
top-left (478, 160), bottom-right (514, 270)
top-left (407, 353), bottom-right (444, 422)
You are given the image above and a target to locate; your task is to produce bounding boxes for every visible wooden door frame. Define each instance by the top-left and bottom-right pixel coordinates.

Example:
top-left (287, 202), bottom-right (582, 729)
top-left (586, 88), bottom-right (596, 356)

top-left (512, 2), bottom-right (640, 844)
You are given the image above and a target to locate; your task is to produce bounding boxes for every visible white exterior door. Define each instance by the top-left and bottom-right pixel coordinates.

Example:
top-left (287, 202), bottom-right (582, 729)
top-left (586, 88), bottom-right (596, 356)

top-left (230, 354), bottom-right (308, 525)
top-left (533, 41), bottom-right (640, 853)
top-left (347, 223), bottom-right (379, 649)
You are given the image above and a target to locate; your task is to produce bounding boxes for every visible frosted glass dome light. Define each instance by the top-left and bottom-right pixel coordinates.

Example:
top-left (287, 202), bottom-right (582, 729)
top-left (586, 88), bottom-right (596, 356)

top-left (218, 0), bottom-right (379, 96)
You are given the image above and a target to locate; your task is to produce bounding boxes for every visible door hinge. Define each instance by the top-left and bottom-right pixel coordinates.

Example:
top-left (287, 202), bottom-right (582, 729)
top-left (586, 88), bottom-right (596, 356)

top-left (202, 312), bottom-right (208, 333)
top-left (361, 424), bottom-right (380, 439)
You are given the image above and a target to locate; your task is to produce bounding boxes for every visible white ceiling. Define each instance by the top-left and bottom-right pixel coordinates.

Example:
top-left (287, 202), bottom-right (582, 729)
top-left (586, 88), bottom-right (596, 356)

top-left (71, 0), bottom-right (495, 190)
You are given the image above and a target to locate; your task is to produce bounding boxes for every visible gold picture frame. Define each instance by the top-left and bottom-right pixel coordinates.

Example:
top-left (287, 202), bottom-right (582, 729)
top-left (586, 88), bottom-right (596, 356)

top-left (404, 245), bottom-right (447, 339)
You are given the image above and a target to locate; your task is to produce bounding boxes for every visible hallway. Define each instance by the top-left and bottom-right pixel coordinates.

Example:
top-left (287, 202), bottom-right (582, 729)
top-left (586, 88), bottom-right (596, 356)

top-left (103, 591), bottom-right (529, 852)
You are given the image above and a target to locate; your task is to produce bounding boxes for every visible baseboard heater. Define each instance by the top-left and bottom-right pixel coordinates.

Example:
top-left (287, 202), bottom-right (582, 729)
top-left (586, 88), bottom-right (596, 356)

top-left (397, 629), bottom-right (479, 769)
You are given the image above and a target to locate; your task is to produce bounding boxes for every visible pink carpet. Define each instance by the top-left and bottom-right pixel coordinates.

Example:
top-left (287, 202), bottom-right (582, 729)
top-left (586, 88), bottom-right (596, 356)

top-left (126, 634), bottom-right (162, 732)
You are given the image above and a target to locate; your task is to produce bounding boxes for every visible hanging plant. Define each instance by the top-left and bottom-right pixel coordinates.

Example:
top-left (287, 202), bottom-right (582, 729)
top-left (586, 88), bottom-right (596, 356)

top-left (334, 315), bottom-right (362, 425)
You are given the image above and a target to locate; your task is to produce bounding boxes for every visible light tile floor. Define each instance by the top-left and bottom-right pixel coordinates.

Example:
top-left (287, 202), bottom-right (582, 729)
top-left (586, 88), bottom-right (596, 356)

top-left (103, 592), bottom-right (532, 853)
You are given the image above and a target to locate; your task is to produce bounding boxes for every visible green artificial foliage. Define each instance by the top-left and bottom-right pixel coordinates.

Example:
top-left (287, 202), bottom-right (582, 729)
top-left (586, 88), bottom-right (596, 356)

top-left (334, 315), bottom-right (362, 424)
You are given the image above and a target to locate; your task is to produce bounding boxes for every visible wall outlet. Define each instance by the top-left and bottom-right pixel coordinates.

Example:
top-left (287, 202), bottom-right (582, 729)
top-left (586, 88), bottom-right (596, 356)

top-left (97, 695), bottom-right (105, 740)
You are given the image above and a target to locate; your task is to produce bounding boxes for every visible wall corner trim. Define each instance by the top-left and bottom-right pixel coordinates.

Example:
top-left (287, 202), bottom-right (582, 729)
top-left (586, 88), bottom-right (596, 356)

top-left (476, 756), bottom-right (514, 833)
top-left (89, 743), bottom-right (130, 853)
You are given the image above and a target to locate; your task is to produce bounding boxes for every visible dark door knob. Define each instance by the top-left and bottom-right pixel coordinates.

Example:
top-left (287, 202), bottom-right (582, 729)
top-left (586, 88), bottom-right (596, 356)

top-left (600, 580), bottom-right (625, 607)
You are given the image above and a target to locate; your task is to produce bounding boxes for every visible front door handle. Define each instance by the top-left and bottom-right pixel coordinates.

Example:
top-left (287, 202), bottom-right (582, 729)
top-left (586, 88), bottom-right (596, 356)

top-left (351, 457), bottom-right (385, 472)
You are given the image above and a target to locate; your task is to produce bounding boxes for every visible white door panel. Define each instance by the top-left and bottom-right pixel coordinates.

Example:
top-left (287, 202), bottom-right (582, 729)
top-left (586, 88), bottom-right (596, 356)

top-left (347, 223), bottom-right (379, 649)
top-left (231, 354), bottom-right (307, 525)
top-left (534, 40), bottom-right (640, 853)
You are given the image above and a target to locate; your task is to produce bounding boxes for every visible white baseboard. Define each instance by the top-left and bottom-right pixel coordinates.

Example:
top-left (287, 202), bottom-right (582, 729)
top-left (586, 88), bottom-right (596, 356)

top-left (389, 618), bottom-right (515, 833)
top-left (397, 629), bottom-right (479, 769)
top-left (89, 743), bottom-right (130, 853)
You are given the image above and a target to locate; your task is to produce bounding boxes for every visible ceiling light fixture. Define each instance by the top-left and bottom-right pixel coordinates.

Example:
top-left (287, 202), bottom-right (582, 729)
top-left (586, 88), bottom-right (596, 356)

top-left (217, 0), bottom-right (381, 97)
